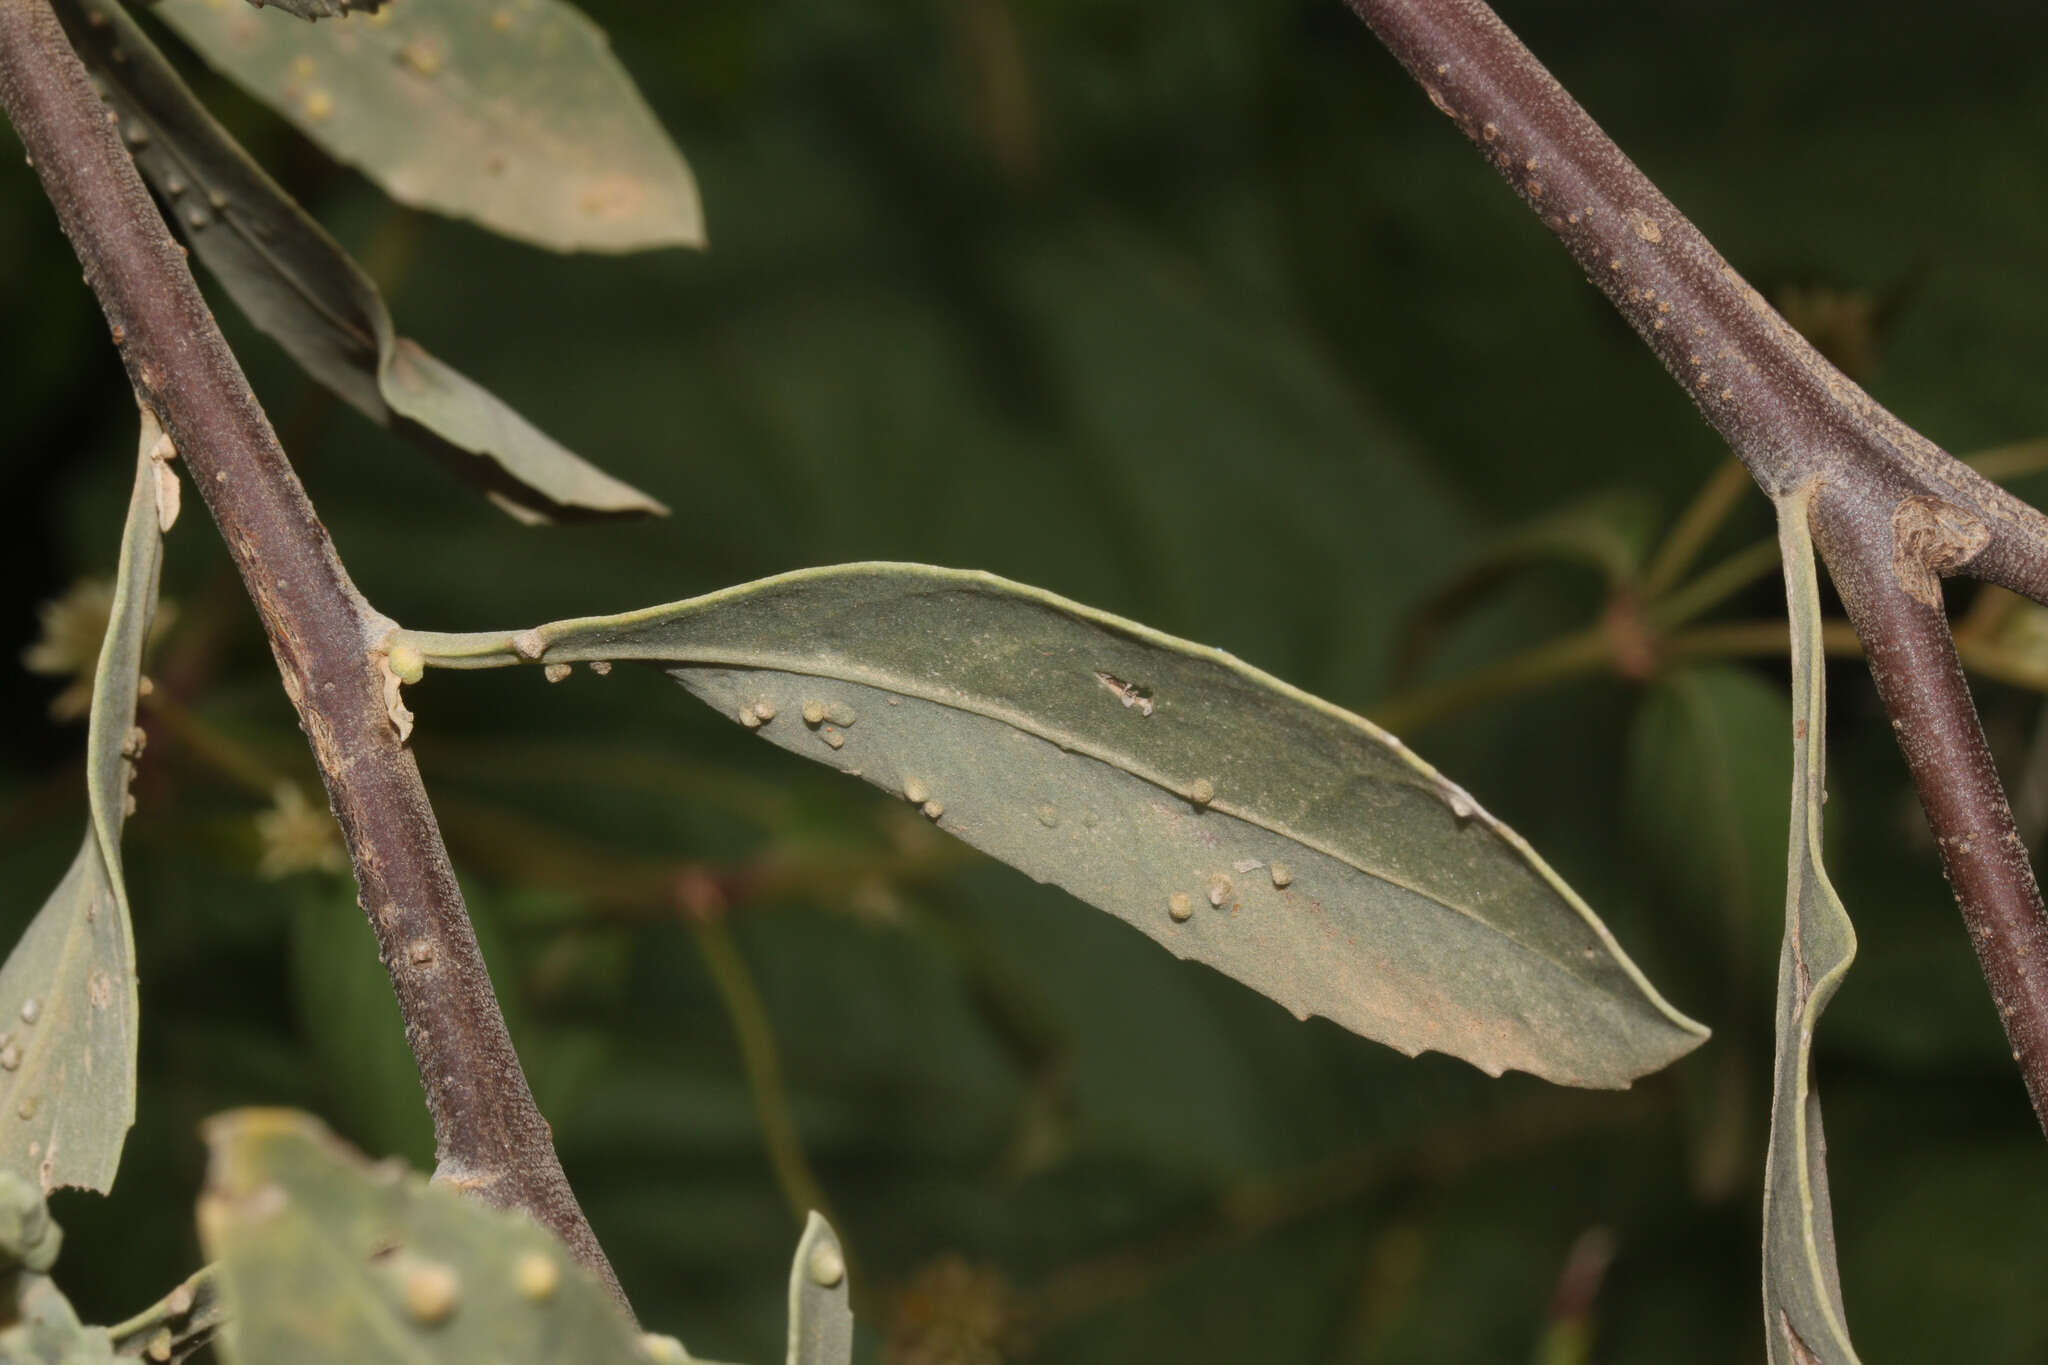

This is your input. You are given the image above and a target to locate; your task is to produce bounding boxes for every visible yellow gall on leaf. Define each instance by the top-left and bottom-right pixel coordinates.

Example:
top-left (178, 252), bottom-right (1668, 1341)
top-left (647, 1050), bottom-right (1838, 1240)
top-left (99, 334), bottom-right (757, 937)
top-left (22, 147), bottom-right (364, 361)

top-left (398, 1257), bottom-right (460, 1326)
top-left (513, 1250), bottom-right (560, 1302)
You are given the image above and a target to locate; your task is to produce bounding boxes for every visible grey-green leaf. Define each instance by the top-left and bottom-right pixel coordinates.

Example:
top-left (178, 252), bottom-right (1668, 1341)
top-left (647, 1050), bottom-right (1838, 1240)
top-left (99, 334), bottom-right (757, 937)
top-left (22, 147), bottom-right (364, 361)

top-left (59, 0), bottom-right (665, 525)
top-left (198, 1109), bottom-right (658, 1364)
top-left (786, 1214), bottom-right (852, 1365)
top-left (0, 410), bottom-right (163, 1193)
top-left (1761, 487), bottom-right (1863, 1365)
top-left (0, 1275), bottom-right (116, 1365)
top-left (389, 563), bottom-right (1708, 1087)
top-left (154, 0), bottom-right (703, 253)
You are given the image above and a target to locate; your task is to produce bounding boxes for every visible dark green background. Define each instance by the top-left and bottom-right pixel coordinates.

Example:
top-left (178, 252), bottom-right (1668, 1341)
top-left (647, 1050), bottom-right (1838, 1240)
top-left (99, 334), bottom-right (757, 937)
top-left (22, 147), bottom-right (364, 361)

top-left (3, 0), bottom-right (2046, 1360)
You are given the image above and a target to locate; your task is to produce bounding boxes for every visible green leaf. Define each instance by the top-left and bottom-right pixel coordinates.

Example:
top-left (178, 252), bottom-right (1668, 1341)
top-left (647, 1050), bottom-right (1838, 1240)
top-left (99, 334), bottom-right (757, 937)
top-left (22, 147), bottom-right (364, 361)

top-left (154, 0), bottom-right (704, 253)
top-left (785, 1213), bottom-right (851, 1365)
top-left (197, 1109), bottom-right (659, 1364)
top-left (59, 0), bottom-right (666, 526)
top-left (0, 1156), bottom-right (107, 1365)
top-left (0, 1171), bottom-right (62, 1273)
top-left (1761, 486), bottom-right (1862, 1365)
top-left (0, 1274), bottom-right (116, 1365)
top-left (388, 563), bottom-right (1708, 1088)
top-left (288, 888), bottom-right (434, 1168)
top-left (1396, 490), bottom-right (1659, 682)
top-left (1627, 665), bottom-right (1789, 967)
top-left (0, 410), bottom-right (165, 1193)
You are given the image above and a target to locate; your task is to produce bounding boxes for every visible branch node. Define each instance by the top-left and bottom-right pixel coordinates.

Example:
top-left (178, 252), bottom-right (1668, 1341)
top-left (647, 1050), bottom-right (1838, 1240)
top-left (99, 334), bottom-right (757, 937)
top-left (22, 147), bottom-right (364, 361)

top-left (1892, 495), bottom-right (1990, 607)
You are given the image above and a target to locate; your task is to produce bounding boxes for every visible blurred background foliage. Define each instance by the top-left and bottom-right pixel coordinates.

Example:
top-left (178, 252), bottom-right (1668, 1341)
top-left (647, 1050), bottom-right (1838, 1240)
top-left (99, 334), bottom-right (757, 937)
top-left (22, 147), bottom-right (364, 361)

top-left (2, 0), bottom-right (2048, 1360)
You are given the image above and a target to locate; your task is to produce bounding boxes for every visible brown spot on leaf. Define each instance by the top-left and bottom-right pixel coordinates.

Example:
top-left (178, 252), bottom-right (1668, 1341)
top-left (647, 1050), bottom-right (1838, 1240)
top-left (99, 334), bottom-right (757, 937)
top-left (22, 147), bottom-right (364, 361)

top-left (1778, 1311), bottom-right (1824, 1365)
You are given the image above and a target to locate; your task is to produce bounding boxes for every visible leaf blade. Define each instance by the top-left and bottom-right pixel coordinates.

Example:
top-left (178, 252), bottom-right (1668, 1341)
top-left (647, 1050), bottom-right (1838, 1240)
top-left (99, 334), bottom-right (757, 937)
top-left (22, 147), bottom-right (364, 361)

top-left (198, 1110), bottom-right (654, 1365)
top-left (154, 0), bottom-right (703, 253)
top-left (1761, 486), bottom-right (1863, 1365)
top-left (786, 1213), bottom-right (851, 1365)
top-left (0, 411), bottom-right (164, 1194)
top-left (59, 0), bottom-right (667, 525)
top-left (391, 563), bottom-right (1708, 1087)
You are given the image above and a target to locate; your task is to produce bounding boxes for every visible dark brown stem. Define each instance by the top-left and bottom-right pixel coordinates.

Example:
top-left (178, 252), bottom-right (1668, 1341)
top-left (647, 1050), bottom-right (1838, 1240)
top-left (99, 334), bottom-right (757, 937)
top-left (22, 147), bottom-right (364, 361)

top-left (0, 0), bottom-right (629, 1303)
top-left (1345, 0), bottom-right (2048, 1131)
top-left (1815, 494), bottom-right (2048, 1123)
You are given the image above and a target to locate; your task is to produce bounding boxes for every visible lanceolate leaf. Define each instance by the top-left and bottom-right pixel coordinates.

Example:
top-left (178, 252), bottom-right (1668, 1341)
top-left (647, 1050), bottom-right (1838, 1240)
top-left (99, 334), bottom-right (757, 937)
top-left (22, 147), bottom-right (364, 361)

top-left (388, 564), bottom-right (1708, 1088)
top-left (59, 0), bottom-right (665, 525)
top-left (198, 1110), bottom-right (659, 1365)
top-left (1761, 487), bottom-right (1863, 1365)
top-left (0, 411), bottom-right (165, 1194)
top-left (154, 0), bottom-right (704, 253)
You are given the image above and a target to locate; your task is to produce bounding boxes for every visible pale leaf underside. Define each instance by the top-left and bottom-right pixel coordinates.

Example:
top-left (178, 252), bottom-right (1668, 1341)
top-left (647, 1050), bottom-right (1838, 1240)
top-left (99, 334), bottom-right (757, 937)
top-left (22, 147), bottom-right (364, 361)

top-left (786, 1213), bottom-right (852, 1365)
top-left (1760, 487), bottom-right (1863, 1365)
top-left (199, 1110), bottom-right (656, 1364)
top-left (156, 0), bottom-right (703, 253)
top-left (60, 0), bottom-right (665, 524)
top-left (0, 412), bottom-right (164, 1194)
top-left (391, 563), bottom-right (1709, 1088)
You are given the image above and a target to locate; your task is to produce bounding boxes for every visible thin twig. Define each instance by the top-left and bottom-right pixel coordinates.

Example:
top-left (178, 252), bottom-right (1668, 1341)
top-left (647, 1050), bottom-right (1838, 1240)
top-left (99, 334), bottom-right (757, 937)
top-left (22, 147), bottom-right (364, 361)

top-left (690, 917), bottom-right (839, 1235)
top-left (1640, 458), bottom-right (1752, 600)
top-left (1344, 0), bottom-right (2048, 1133)
top-left (0, 0), bottom-right (629, 1303)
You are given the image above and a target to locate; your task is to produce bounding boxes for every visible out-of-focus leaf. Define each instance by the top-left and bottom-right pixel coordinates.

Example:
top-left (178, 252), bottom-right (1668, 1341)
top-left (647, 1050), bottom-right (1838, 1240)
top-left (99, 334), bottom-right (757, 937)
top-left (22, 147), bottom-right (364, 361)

top-left (0, 411), bottom-right (165, 1193)
top-left (786, 1213), bottom-right (851, 1365)
top-left (0, 1274), bottom-right (115, 1365)
top-left (1761, 486), bottom-right (1862, 1365)
top-left (389, 563), bottom-right (1708, 1088)
top-left (154, 0), bottom-right (703, 253)
top-left (197, 1109), bottom-right (658, 1364)
top-left (108, 1266), bottom-right (222, 1363)
top-left (1397, 490), bottom-right (1659, 682)
top-left (1627, 666), bottom-right (1789, 964)
top-left (243, 0), bottom-right (386, 20)
top-left (0, 1170), bottom-right (61, 1273)
top-left (0, 1181), bottom-right (107, 1361)
top-left (288, 889), bottom-right (434, 1168)
top-left (60, 0), bottom-right (666, 526)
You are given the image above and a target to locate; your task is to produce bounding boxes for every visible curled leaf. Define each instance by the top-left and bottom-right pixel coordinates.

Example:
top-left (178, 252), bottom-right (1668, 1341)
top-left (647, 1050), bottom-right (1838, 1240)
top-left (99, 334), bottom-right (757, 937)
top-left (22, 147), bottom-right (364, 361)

top-left (390, 563), bottom-right (1708, 1087)
top-left (0, 409), bottom-right (165, 1193)
top-left (155, 0), bottom-right (703, 253)
top-left (60, 0), bottom-right (667, 524)
top-left (1761, 486), bottom-right (1863, 1365)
